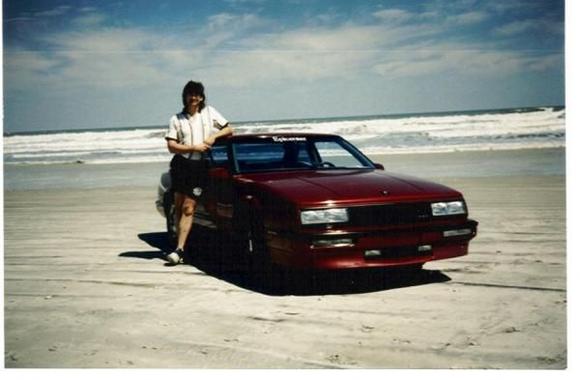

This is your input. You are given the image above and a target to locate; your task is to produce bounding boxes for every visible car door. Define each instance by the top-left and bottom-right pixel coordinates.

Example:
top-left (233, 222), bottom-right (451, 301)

top-left (204, 142), bottom-right (236, 230)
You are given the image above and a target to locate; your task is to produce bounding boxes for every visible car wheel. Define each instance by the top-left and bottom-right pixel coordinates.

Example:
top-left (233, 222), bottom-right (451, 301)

top-left (243, 214), bottom-right (282, 289)
top-left (246, 217), bottom-right (269, 268)
top-left (233, 203), bottom-right (286, 290)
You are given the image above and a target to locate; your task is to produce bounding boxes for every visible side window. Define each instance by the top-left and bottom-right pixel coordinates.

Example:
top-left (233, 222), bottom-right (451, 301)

top-left (209, 144), bottom-right (229, 167)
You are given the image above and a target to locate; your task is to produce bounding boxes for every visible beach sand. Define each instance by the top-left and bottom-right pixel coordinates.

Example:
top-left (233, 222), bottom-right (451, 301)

top-left (3, 157), bottom-right (566, 368)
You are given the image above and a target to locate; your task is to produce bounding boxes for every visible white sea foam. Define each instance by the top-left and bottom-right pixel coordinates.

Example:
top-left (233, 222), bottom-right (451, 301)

top-left (3, 107), bottom-right (565, 165)
top-left (363, 140), bottom-right (564, 155)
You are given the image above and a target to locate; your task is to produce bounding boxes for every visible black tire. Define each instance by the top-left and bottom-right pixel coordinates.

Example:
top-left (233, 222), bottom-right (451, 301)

top-left (235, 207), bottom-right (281, 289)
top-left (246, 215), bottom-right (270, 272)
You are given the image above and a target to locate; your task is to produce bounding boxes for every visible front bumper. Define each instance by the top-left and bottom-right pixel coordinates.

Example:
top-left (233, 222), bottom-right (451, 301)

top-left (267, 219), bottom-right (478, 270)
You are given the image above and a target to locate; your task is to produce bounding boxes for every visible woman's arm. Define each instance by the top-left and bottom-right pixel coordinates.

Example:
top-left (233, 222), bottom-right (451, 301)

top-left (166, 139), bottom-right (211, 154)
top-left (204, 125), bottom-right (234, 146)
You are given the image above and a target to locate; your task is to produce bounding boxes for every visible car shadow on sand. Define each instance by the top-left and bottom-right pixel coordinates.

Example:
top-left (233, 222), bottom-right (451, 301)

top-left (124, 230), bottom-right (451, 296)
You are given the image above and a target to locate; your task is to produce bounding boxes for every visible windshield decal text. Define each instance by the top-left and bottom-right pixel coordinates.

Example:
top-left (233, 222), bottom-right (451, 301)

top-left (272, 136), bottom-right (307, 142)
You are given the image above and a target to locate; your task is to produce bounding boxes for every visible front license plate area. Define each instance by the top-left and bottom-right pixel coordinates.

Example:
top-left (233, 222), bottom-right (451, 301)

top-left (364, 246), bottom-right (432, 260)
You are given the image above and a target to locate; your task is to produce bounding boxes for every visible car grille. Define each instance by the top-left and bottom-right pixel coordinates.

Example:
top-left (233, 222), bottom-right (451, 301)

top-left (347, 203), bottom-right (432, 226)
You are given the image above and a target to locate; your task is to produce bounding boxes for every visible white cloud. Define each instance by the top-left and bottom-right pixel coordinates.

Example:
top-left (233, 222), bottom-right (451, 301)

top-left (371, 44), bottom-right (562, 79)
top-left (5, 5), bottom-right (71, 23)
top-left (198, 49), bottom-right (376, 87)
top-left (54, 50), bottom-right (169, 88)
top-left (372, 9), bottom-right (413, 24)
top-left (33, 5), bottom-right (72, 18)
top-left (50, 29), bottom-right (130, 51)
top-left (3, 49), bottom-right (61, 93)
top-left (4, 49), bottom-right (58, 74)
top-left (224, 0), bottom-right (267, 3)
top-left (239, 22), bottom-right (437, 52)
top-left (446, 11), bottom-right (488, 25)
top-left (527, 54), bottom-right (563, 71)
top-left (495, 20), bottom-right (536, 36)
top-left (4, 8), bottom-right (563, 94)
top-left (72, 12), bottom-right (107, 27)
top-left (8, 28), bottom-right (187, 90)
top-left (485, 1), bottom-right (545, 14)
top-left (259, 25), bottom-right (387, 50)
top-left (203, 13), bottom-right (269, 48)
top-left (207, 12), bottom-right (264, 30)
top-left (79, 7), bottom-right (99, 13)
top-left (495, 19), bottom-right (564, 37)
top-left (2, 3), bottom-right (565, 131)
top-left (4, 17), bottom-right (35, 23)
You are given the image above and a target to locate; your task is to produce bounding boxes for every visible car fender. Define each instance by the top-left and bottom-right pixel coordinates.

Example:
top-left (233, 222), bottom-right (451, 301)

top-left (232, 193), bottom-right (264, 233)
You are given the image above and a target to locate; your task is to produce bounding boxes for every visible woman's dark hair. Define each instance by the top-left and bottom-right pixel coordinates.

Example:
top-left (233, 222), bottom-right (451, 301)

top-left (181, 80), bottom-right (206, 111)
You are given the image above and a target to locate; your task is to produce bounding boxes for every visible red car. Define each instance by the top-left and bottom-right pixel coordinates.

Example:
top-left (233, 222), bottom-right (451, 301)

top-left (156, 134), bottom-right (478, 272)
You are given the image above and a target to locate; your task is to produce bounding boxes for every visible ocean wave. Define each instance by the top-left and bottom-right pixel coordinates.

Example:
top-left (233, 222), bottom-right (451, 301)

top-left (3, 106), bottom-right (566, 165)
top-left (4, 142), bottom-right (564, 166)
top-left (362, 140), bottom-right (565, 155)
top-left (6, 155), bottom-right (172, 166)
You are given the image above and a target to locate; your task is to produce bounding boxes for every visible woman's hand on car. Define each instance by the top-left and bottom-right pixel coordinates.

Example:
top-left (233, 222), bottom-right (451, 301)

top-left (193, 143), bottom-right (211, 152)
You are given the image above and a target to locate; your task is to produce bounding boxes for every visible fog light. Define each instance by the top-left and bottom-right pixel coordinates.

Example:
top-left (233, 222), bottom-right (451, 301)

top-left (312, 238), bottom-right (353, 248)
top-left (364, 250), bottom-right (382, 258)
top-left (443, 229), bottom-right (472, 237)
top-left (418, 245), bottom-right (432, 252)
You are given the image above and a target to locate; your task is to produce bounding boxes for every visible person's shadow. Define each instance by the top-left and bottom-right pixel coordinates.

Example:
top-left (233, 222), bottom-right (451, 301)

top-left (119, 228), bottom-right (451, 296)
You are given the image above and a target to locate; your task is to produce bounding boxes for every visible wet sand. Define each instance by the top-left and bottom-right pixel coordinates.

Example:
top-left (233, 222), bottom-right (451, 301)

top-left (3, 172), bottom-right (566, 368)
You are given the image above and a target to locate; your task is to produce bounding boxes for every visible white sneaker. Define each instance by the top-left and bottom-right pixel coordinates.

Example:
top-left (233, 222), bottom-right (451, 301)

top-left (166, 249), bottom-right (184, 265)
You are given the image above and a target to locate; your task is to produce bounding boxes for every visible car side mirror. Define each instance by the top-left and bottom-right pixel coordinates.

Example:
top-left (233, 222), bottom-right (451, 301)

top-left (373, 163), bottom-right (385, 170)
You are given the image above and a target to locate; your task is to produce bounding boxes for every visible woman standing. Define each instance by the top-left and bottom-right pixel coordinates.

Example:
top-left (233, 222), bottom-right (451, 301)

top-left (164, 81), bottom-right (233, 265)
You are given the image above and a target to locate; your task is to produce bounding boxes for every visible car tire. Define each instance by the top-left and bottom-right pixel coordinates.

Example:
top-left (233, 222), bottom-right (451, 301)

top-left (238, 211), bottom-right (282, 289)
top-left (246, 216), bottom-right (270, 272)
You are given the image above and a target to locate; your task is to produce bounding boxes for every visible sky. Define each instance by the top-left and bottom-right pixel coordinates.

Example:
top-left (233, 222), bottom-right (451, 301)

top-left (2, 0), bottom-right (565, 133)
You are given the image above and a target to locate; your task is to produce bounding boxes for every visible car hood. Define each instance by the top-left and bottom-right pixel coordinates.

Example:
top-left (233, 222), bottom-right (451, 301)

top-left (236, 169), bottom-right (463, 206)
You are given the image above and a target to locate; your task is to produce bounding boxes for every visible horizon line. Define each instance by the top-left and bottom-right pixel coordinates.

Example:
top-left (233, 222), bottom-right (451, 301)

top-left (2, 104), bottom-right (565, 136)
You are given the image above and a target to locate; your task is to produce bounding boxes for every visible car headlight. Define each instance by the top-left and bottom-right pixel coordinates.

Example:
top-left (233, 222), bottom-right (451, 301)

top-left (300, 208), bottom-right (349, 225)
top-left (431, 201), bottom-right (466, 216)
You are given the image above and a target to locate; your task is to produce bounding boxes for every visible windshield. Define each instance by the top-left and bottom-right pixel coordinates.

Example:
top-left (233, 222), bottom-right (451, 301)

top-left (232, 136), bottom-right (375, 173)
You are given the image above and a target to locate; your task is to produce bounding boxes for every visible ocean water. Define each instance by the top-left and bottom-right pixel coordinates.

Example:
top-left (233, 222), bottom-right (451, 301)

top-left (2, 106), bottom-right (566, 191)
top-left (3, 106), bottom-right (565, 166)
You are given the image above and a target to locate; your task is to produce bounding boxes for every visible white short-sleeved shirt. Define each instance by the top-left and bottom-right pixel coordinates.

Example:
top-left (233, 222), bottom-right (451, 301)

top-left (165, 105), bottom-right (229, 160)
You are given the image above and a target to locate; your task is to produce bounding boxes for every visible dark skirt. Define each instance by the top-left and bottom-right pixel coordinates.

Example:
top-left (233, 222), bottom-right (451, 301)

top-left (169, 154), bottom-right (209, 199)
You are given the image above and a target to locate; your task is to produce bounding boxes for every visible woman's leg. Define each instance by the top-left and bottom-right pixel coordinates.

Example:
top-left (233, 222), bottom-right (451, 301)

top-left (176, 194), bottom-right (197, 252)
top-left (174, 191), bottom-right (184, 236)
